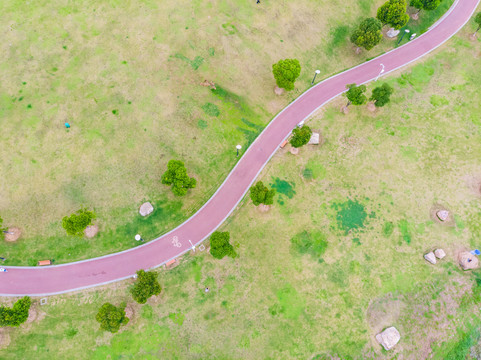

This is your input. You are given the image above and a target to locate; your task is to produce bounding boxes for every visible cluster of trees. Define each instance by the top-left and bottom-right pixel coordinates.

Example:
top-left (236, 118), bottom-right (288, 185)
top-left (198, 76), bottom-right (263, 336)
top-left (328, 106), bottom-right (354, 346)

top-left (161, 160), bottom-right (197, 196)
top-left (96, 269), bottom-right (162, 332)
top-left (250, 181), bottom-right (276, 206)
top-left (344, 83), bottom-right (394, 108)
top-left (209, 231), bottom-right (236, 259)
top-left (62, 208), bottom-right (96, 236)
top-left (0, 296), bottom-right (31, 327)
top-left (351, 0), bottom-right (444, 51)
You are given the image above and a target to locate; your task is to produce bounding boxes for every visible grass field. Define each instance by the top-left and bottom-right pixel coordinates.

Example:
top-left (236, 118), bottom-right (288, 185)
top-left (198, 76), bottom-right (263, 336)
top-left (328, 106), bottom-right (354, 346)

top-left (2, 23), bottom-right (481, 358)
top-left (0, 0), bottom-right (453, 265)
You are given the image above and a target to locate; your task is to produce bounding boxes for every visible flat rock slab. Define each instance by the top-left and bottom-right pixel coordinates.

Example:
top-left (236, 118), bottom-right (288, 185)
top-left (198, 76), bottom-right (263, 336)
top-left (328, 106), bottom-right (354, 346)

top-left (424, 252), bottom-right (437, 265)
top-left (434, 249), bottom-right (446, 259)
top-left (386, 28), bottom-right (400, 38)
top-left (139, 202), bottom-right (154, 216)
top-left (376, 326), bottom-right (400, 350)
top-left (308, 132), bottom-right (320, 145)
top-left (459, 251), bottom-right (479, 270)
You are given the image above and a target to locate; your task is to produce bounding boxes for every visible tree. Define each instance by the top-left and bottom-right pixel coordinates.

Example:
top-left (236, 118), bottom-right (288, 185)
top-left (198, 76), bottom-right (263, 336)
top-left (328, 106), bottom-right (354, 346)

top-left (377, 0), bottom-right (409, 29)
top-left (209, 231), bottom-right (236, 259)
top-left (410, 0), bottom-right (442, 14)
top-left (474, 12), bottom-right (481, 35)
top-left (62, 208), bottom-right (96, 236)
top-left (95, 303), bottom-right (129, 333)
top-left (0, 296), bottom-right (31, 327)
top-left (161, 160), bottom-right (197, 196)
top-left (370, 83), bottom-right (394, 107)
top-left (350, 18), bottom-right (383, 51)
top-left (250, 181), bottom-right (276, 206)
top-left (130, 270), bottom-right (162, 304)
top-left (290, 125), bottom-right (313, 148)
top-left (344, 83), bottom-right (367, 107)
top-left (272, 59), bottom-right (301, 91)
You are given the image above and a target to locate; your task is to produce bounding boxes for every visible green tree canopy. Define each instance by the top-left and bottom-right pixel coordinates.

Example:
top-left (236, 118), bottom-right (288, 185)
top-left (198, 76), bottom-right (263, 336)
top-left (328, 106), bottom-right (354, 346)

top-left (130, 270), bottom-right (162, 304)
top-left (377, 0), bottom-right (409, 29)
top-left (272, 59), bottom-right (301, 91)
top-left (210, 231), bottom-right (236, 259)
top-left (95, 303), bottom-right (129, 333)
top-left (161, 160), bottom-right (197, 196)
top-left (0, 296), bottom-right (31, 327)
top-left (410, 0), bottom-right (442, 12)
top-left (62, 208), bottom-right (96, 236)
top-left (370, 83), bottom-right (394, 107)
top-left (250, 181), bottom-right (276, 206)
top-left (474, 12), bottom-right (481, 33)
top-left (290, 125), bottom-right (313, 148)
top-left (350, 18), bottom-right (383, 51)
top-left (345, 83), bottom-right (367, 107)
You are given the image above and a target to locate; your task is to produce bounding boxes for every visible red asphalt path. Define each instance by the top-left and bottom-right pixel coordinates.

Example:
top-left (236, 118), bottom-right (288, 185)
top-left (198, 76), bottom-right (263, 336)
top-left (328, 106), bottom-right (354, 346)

top-left (2, 0), bottom-right (479, 296)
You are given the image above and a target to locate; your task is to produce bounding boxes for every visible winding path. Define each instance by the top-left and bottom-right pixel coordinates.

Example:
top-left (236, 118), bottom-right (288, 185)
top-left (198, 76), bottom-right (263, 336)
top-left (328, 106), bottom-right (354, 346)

top-left (2, 0), bottom-right (479, 296)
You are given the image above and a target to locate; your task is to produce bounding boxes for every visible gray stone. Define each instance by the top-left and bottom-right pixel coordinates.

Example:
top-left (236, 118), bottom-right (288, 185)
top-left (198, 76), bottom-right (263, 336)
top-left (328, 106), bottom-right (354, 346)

top-left (459, 251), bottom-right (479, 270)
top-left (139, 202), bottom-right (154, 216)
top-left (434, 249), bottom-right (446, 259)
top-left (436, 210), bottom-right (449, 222)
top-left (386, 28), bottom-right (400, 38)
top-left (424, 252), bottom-right (437, 265)
top-left (308, 132), bottom-right (320, 145)
top-left (376, 327), bottom-right (401, 350)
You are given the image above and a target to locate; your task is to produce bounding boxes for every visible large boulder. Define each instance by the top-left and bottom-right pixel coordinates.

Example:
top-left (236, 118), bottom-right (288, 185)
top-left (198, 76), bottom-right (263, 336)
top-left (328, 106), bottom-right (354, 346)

top-left (436, 210), bottom-right (449, 222)
top-left (434, 249), bottom-right (446, 259)
top-left (139, 202), bottom-right (154, 217)
top-left (459, 251), bottom-right (479, 270)
top-left (386, 28), bottom-right (400, 38)
top-left (376, 326), bottom-right (401, 350)
top-left (308, 132), bottom-right (320, 145)
top-left (424, 252), bottom-right (436, 265)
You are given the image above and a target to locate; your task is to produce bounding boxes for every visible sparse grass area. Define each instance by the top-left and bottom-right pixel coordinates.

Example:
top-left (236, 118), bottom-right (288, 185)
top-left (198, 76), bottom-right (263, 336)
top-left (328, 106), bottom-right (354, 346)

top-left (2, 26), bottom-right (481, 358)
top-left (0, 0), bottom-right (397, 264)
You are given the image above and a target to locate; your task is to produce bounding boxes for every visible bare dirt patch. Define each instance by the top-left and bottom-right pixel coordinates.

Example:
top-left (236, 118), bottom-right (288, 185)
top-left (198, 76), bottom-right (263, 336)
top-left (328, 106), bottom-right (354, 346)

top-left (463, 174), bottom-right (481, 196)
top-left (84, 224), bottom-right (99, 238)
top-left (274, 86), bottom-right (284, 96)
top-left (290, 147), bottom-right (299, 155)
top-left (367, 101), bottom-right (376, 113)
top-left (340, 106), bottom-right (349, 114)
top-left (0, 329), bottom-right (11, 349)
top-left (4, 227), bottom-right (21, 242)
top-left (429, 204), bottom-right (455, 226)
top-left (257, 204), bottom-right (270, 213)
top-left (470, 33), bottom-right (477, 41)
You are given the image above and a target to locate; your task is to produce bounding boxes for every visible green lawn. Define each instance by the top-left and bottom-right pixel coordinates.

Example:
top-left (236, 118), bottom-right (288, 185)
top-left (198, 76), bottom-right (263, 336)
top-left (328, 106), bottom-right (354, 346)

top-left (2, 25), bottom-right (481, 359)
top-left (0, 0), bottom-right (452, 265)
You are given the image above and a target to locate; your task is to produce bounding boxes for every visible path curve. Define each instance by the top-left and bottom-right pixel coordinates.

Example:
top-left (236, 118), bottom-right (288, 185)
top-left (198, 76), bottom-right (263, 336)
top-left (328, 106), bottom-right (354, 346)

top-left (1, 0), bottom-right (479, 296)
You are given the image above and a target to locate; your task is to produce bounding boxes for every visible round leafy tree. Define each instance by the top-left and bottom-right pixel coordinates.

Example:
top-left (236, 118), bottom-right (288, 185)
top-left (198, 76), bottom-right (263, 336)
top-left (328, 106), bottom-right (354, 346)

top-left (130, 270), bottom-right (162, 304)
top-left (351, 18), bottom-right (383, 51)
top-left (62, 208), bottom-right (96, 236)
top-left (210, 231), bottom-right (236, 259)
top-left (474, 12), bottom-right (481, 35)
top-left (95, 303), bottom-right (129, 333)
top-left (370, 83), bottom-right (394, 107)
top-left (250, 181), bottom-right (276, 206)
top-left (0, 296), bottom-right (31, 327)
top-left (161, 160), bottom-right (197, 196)
top-left (377, 0), bottom-right (409, 29)
top-left (344, 83), bottom-right (367, 107)
top-left (290, 125), bottom-right (313, 148)
top-left (410, 0), bottom-right (442, 14)
top-left (272, 59), bottom-right (301, 91)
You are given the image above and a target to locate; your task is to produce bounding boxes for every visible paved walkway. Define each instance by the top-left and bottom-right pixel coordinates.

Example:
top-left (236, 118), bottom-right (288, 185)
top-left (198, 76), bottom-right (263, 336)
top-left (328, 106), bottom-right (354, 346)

top-left (1, 0), bottom-right (479, 296)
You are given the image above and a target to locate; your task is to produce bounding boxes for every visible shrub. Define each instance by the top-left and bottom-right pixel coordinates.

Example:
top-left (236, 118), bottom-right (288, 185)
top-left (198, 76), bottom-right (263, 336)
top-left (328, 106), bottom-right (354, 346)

top-left (210, 231), bottom-right (236, 259)
top-left (62, 208), bottom-right (96, 236)
top-left (272, 59), bottom-right (301, 91)
top-left (350, 18), bottom-right (383, 51)
top-left (95, 302), bottom-right (129, 333)
top-left (0, 296), bottom-right (31, 327)
top-left (130, 270), bottom-right (162, 304)
top-left (250, 181), bottom-right (276, 206)
top-left (290, 125), bottom-right (312, 148)
top-left (161, 160), bottom-right (197, 196)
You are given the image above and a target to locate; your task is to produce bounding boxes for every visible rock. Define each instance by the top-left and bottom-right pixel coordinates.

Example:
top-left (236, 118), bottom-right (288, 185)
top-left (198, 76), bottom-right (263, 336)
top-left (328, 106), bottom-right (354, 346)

top-left (290, 147), bottom-right (299, 155)
top-left (308, 132), bottom-right (320, 145)
top-left (434, 249), bottom-right (446, 259)
top-left (386, 28), bottom-right (400, 38)
top-left (459, 251), bottom-right (479, 270)
top-left (424, 252), bottom-right (437, 265)
top-left (84, 224), bottom-right (99, 238)
top-left (376, 327), bottom-right (401, 350)
top-left (139, 202), bottom-right (154, 217)
top-left (436, 210), bottom-right (449, 222)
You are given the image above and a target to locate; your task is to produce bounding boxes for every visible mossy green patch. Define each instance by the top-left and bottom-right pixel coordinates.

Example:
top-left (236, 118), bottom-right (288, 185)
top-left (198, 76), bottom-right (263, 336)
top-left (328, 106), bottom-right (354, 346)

top-left (290, 230), bottom-right (328, 258)
top-left (331, 199), bottom-right (369, 234)
top-left (201, 102), bottom-right (220, 117)
top-left (270, 178), bottom-right (296, 199)
top-left (398, 219), bottom-right (412, 244)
